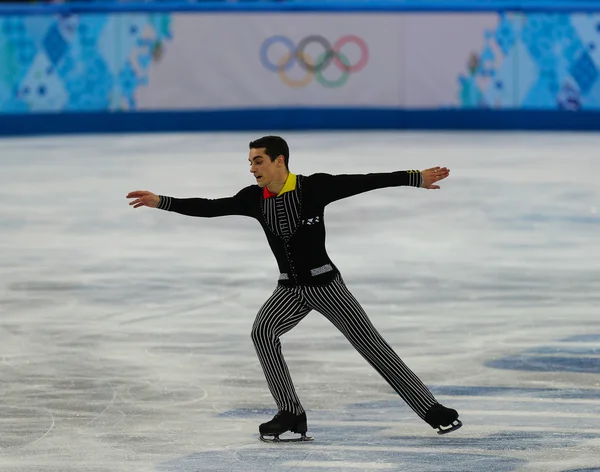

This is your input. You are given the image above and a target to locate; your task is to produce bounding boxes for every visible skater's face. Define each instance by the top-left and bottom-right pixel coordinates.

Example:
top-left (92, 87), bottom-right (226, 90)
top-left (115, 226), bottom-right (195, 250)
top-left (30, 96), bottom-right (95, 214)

top-left (248, 147), bottom-right (286, 188)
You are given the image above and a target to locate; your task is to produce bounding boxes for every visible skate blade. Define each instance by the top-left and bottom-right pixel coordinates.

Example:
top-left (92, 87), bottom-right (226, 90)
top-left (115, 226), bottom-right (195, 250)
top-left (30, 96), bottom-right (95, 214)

top-left (260, 434), bottom-right (314, 443)
top-left (437, 419), bottom-right (462, 435)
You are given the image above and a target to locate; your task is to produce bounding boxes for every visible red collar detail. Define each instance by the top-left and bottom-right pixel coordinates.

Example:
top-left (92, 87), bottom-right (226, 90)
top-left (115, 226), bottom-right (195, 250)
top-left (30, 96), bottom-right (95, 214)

top-left (263, 186), bottom-right (278, 199)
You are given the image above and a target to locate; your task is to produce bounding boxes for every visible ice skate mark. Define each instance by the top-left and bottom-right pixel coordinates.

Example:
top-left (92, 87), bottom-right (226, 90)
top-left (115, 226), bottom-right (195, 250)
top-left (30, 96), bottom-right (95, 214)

top-left (435, 394), bottom-right (600, 405)
top-left (431, 385), bottom-right (600, 401)
top-left (126, 381), bottom-right (207, 406)
top-left (121, 293), bottom-right (241, 326)
top-left (144, 345), bottom-right (213, 358)
top-left (309, 418), bottom-right (600, 436)
top-left (231, 443), bottom-right (267, 465)
top-left (206, 404), bottom-right (257, 436)
top-left (2, 354), bottom-right (39, 370)
top-left (387, 430), bottom-right (600, 451)
top-left (127, 381), bottom-right (150, 401)
top-left (278, 444), bottom-right (482, 455)
top-left (211, 405), bottom-right (258, 427)
top-left (282, 461), bottom-right (393, 468)
top-left (9, 281), bottom-right (85, 292)
top-left (212, 403), bottom-right (228, 416)
top-left (100, 310), bottom-right (132, 320)
top-left (168, 386), bottom-right (208, 407)
top-left (159, 446), bottom-right (526, 471)
top-left (0, 406), bottom-right (56, 450)
top-left (122, 312), bottom-right (180, 326)
top-left (23, 408), bottom-right (55, 449)
top-left (563, 469), bottom-right (600, 472)
top-left (84, 381), bottom-right (117, 426)
top-left (520, 213), bottom-right (600, 225)
top-left (126, 377), bottom-right (167, 401)
top-left (466, 410), bottom-right (600, 420)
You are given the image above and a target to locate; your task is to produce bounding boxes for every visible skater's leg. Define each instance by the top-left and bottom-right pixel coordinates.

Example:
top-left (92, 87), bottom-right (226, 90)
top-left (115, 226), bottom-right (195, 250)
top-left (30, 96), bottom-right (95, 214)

top-left (303, 275), bottom-right (438, 420)
top-left (251, 285), bottom-right (311, 415)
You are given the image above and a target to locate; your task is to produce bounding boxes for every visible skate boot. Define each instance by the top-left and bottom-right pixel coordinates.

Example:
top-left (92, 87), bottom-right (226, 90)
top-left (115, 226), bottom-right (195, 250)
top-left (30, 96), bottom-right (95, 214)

top-left (424, 403), bottom-right (462, 435)
top-left (259, 410), bottom-right (314, 443)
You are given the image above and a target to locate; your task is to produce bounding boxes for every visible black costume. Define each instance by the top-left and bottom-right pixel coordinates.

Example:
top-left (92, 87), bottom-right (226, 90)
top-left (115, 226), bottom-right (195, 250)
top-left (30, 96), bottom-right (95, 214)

top-left (157, 170), bottom-right (461, 438)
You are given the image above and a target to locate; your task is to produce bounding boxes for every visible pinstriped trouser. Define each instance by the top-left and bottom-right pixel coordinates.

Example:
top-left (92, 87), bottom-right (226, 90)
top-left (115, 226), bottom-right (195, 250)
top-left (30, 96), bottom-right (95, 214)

top-left (250, 273), bottom-right (439, 419)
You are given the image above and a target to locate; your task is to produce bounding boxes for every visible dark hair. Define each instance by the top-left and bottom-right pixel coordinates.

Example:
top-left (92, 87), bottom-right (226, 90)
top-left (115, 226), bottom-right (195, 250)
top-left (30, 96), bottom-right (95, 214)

top-left (249, 135), bottom-right (289, 169)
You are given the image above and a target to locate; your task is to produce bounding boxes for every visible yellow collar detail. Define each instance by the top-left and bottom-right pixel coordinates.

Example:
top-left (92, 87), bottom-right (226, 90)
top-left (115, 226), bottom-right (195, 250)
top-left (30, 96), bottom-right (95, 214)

top-left (278, 173), bottom-right (296, 196)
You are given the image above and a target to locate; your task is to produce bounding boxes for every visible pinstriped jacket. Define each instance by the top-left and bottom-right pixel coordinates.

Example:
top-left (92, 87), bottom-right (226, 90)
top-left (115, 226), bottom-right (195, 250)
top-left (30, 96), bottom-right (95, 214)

top-left (157, 171), bottom-right (423, 286)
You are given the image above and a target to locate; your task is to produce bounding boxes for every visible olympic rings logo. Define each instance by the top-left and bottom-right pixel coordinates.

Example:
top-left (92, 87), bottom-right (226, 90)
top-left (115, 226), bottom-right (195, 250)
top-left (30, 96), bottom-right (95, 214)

top-left (259, 35), bottom-right (369, 88)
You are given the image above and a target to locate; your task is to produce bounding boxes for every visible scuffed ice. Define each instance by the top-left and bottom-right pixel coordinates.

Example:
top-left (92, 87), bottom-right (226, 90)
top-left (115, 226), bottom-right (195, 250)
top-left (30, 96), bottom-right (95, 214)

top-left (0, 131), bottom-right (599, 472)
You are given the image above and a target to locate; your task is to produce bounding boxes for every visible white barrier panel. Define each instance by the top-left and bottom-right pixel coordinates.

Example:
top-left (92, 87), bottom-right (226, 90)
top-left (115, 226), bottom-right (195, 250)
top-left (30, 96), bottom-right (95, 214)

top-left (135, 13), bottom-right (497, 110)
top-left (401, 13), bottom-right (498, 108)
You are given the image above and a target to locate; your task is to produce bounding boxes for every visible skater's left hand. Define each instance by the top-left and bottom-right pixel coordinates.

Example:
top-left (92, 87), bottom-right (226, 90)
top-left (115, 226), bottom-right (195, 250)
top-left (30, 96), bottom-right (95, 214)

top-left (421, 167), bottom-right (450, 189)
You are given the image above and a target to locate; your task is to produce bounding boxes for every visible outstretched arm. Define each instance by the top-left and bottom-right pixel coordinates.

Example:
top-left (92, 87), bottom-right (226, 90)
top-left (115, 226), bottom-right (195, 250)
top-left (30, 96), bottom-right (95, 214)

top-left (126, 188), bottom-right (253, 218)
top-left (312, 167), bottom-right (450, 205)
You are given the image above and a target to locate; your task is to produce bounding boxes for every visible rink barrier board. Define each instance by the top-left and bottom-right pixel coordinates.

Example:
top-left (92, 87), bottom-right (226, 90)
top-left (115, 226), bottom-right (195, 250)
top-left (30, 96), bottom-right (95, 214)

top-left (2, 109), bottom-right (600, 136)
top-left (2, 2), bottom-right (600, 135)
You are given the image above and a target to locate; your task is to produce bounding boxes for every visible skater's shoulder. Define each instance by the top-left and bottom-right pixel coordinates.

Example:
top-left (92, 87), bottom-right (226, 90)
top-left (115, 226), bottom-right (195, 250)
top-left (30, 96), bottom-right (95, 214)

top-left (302, 172), bottom-right (335, 187)
top-left (303, 172), bottom-right (330, 178)
top-left (302, 172), bottom-right (333, 182)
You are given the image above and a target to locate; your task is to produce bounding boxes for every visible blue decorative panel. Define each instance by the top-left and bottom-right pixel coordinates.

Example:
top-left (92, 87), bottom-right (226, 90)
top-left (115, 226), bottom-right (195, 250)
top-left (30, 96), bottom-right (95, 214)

top-left (0, 13), bottom-right (172, 113)
top-left (459, 12), bottom-right (600, 109)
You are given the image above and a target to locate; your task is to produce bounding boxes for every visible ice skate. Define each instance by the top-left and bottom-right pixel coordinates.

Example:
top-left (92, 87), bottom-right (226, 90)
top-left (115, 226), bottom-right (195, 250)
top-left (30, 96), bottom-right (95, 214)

top-left (424, 403), bottom-right (462, 435)
top-left (259, 410), bottom-right (314, 443)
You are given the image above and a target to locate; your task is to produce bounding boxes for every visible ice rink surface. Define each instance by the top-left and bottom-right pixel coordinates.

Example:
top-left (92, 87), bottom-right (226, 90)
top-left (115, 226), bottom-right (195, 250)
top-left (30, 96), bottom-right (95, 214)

top-left (1, 131), bottom-right (599, 472)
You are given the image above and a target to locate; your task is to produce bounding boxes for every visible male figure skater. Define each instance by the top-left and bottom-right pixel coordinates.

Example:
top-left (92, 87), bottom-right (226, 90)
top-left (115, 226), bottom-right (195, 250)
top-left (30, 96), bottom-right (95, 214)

top-left (126, 135), bottom-right (461, 442)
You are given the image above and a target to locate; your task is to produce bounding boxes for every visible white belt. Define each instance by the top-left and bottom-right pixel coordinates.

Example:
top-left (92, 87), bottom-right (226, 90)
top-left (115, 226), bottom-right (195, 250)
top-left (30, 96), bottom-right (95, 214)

top-left (279, 264), bottom-right (333, 281)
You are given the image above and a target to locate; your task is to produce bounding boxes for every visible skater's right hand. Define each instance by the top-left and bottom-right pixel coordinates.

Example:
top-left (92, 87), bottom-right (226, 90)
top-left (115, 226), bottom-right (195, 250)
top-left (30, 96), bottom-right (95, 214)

top-left (420, 166), bottom-right (450, 190)
top-left (126, 190), bottom-right (160, 209)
